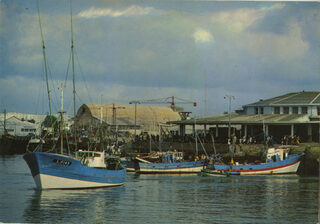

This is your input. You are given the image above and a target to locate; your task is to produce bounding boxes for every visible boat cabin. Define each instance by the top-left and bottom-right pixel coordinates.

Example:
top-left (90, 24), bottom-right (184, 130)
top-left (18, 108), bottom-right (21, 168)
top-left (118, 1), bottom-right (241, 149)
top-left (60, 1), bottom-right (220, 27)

top-left (76, 150), bottom-right (106, 168)
top-left (266, 147), bottom-right (289, 163)
top-left (162, 151), bottom-right (184, 163)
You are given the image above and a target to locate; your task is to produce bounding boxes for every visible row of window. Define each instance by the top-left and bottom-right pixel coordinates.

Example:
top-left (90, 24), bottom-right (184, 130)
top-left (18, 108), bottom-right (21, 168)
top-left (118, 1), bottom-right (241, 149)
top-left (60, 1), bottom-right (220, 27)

top-left (255, 106), bottom-right (310, 115)
top-left (274, 106), bottom-right (308, 114)
top-left (21, 128), bottom-right (36, 132)
top-left (6, 128), bottom-right (36, 133)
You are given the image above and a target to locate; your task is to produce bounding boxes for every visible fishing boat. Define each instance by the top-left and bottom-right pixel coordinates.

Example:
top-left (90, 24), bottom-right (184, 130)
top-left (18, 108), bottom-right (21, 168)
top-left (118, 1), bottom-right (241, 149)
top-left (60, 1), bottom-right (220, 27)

top-left (135, 151), bottom-right (205, 174)
top-left (23, 1), bottom-right (126, 189)
top-left (23, 84), bottom-right (126, 189)
top-left (135, 120), bottom-right (208, 174)
top-left (207, 147), bottom-right (304, 175)
top-left (23, 151), bottom-right (126, 189)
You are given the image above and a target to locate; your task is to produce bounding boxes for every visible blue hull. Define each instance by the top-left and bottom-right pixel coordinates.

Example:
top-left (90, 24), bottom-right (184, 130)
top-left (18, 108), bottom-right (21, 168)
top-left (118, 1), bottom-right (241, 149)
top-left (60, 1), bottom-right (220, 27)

top-left (23, 152), bottom-right (126, 189)
top-left (136, 160), bottom-right (205, 174)
top-left (211, 153), bottom-right (304, 175)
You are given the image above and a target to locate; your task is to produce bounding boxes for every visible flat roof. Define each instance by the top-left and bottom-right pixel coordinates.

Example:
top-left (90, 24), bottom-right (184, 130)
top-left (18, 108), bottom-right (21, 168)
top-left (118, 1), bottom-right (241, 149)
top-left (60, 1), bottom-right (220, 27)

top-left (168, 113), bottom-right (318, 125)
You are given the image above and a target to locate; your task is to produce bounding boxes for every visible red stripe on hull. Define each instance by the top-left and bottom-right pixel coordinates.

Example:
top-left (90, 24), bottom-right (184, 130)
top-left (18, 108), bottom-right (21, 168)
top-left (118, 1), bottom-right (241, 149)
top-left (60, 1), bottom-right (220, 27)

top-left (137, 171), bottom-right (199, 174)
top-left (230, 161), bottom-right (300, 173)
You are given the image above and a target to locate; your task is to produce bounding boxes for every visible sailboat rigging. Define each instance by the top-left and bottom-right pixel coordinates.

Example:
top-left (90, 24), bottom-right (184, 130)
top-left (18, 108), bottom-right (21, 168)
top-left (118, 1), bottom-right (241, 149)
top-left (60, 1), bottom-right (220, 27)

top-left (23, 0), bottom-right (126, 189)
top-left (37, 0), bottom-right (52, 123)
top-left (70, 0), bottom-right (77, 151)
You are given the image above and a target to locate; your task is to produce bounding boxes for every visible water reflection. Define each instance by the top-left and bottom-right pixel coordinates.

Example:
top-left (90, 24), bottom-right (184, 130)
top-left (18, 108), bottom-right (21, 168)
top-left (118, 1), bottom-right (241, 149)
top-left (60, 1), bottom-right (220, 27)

top-left (24, 186), bottom-right (125, 223)
top-left (1, 155), bottom-right (318, 224)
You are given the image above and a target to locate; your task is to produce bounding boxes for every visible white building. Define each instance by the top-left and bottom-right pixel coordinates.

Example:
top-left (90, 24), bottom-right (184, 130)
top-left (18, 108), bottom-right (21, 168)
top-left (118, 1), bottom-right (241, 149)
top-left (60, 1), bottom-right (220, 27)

top-left (0, 116), bottom-right (40, 136)
top-left (0, 112), bottom-right (73, 136)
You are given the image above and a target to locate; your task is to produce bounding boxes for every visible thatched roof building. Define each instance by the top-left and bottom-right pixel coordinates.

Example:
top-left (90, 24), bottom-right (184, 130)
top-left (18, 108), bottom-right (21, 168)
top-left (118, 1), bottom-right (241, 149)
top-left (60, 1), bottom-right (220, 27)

top-left (76, 104), bottom-right (182, 133)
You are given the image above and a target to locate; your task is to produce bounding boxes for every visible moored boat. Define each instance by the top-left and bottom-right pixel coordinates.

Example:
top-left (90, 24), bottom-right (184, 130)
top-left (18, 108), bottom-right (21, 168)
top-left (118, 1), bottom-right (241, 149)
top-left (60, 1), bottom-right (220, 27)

top-left (23, 1), bottom-right (127, 189)
top-left (135, 151), bottom-right (205, 174)
top-left (23, 150), bottom-right (126, 189)
top-left (208, 147), bottom-right (304, 175)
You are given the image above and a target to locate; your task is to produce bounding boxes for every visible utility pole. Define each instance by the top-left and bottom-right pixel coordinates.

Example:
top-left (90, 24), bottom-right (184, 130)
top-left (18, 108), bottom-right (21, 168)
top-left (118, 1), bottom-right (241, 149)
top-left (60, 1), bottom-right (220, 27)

top-left (129, 101), bottom-right (140, 141)
top-left (100, 94), bottom-right (103, 124)
top-left (224, 95), bottom-right (235, 139)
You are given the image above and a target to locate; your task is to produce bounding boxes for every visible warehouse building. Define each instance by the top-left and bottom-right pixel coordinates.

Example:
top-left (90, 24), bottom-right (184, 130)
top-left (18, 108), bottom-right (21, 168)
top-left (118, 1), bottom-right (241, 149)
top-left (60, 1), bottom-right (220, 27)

top-left (75, 104), bottom-right (182, 135)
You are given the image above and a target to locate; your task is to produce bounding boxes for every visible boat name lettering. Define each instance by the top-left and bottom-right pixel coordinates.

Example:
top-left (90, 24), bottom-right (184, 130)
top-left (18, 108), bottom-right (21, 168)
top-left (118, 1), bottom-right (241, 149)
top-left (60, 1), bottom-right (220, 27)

top-left (53, 159), bottom-right (71, 166)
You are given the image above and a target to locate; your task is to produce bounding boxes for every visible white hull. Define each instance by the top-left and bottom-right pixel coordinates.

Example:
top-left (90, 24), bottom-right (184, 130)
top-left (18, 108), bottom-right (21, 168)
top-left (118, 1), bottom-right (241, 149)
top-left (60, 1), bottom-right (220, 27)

top-left (34, 174), bottom-right (124, 189)
top-left (239, 161), bottom-right (301, 175)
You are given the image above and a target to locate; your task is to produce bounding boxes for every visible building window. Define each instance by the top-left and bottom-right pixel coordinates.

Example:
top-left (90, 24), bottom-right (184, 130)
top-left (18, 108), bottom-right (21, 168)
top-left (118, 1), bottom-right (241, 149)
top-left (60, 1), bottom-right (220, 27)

top-left (301, 107), bottom-right (308, 114)
top-left (283, 107), bottom-right (289, 114)
top-left (274, 107), bottom-right (280, 114)
top-left (255, 107), bottom-right (259, 114)
top-left (260, 107), bottom-right (264, 114)
top-left (292, 107), bottom-right (298, 114)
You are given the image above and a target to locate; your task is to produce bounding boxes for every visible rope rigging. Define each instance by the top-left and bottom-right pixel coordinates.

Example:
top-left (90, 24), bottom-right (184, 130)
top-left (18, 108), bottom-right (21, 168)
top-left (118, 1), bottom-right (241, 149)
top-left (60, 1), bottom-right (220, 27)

top-left (36, 0), bottom-right (52, 119)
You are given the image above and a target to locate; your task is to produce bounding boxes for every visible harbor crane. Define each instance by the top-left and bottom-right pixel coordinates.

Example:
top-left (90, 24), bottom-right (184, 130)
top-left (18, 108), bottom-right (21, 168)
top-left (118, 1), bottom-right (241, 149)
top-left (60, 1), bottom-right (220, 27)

top-left (107, 104), bottom-right (126, 128)
top-left (129, 96), bottom-right (197, 138)
top-left (130, 96), bottom-right (196, 108)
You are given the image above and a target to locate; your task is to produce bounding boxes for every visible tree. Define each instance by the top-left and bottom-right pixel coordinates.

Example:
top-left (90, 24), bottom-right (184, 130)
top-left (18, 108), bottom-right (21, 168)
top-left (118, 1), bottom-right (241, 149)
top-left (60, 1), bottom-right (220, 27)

top-left (42, 115), bottom-right (58, 133)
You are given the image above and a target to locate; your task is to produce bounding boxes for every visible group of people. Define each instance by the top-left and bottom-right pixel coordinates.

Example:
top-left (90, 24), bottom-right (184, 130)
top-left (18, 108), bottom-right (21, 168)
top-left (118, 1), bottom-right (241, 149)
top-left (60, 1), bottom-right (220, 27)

top-left (135, 131), bottom-right (301, 146)
top-left (228, 134), bottom-right (301, 146)
top-left (281, 135), bottom-right (300, 145)
top-left (228, 135), bottom-right (257, 145)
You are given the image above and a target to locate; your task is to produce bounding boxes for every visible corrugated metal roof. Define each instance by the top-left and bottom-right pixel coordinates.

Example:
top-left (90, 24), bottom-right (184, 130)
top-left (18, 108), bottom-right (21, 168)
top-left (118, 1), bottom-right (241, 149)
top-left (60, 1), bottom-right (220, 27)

top-left (245, 91), bottom-right (320, 106)
top-left (169, 113), bottom-right (314, 125)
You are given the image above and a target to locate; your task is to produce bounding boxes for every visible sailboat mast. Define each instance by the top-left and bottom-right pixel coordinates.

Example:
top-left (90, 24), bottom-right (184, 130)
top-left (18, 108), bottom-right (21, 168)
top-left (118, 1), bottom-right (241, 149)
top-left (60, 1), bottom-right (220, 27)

top-left (70, 0), bottom-right (77, 151)
top-left (59, 84), bottom-right (65, 155)
top-left (3, 109), bottom-right (6, 135)
top-left (37, 1), bottom-right (52, 120)
top-left (204, 70), bottom-right (207, 116)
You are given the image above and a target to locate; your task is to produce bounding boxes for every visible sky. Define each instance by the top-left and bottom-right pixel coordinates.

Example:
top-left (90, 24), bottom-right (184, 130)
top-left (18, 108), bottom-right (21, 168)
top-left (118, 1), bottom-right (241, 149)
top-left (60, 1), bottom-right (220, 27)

top-left (0, 0), bottom-right (320, 117)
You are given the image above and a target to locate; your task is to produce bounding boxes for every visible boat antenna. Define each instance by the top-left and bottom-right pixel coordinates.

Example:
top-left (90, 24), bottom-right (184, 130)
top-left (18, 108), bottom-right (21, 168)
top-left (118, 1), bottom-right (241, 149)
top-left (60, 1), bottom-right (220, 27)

top-left (37, 0), bottom-right (52, 124)
top-left (70, 0), bottom-right (77, 151)
top-left (194, 117), bottom-right (198, 156)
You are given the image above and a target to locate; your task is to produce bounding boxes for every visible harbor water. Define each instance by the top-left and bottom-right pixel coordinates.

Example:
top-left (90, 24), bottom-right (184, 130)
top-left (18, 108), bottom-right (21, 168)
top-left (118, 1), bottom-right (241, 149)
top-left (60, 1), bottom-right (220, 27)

top-left (0, 155), bottom-right (319, 223)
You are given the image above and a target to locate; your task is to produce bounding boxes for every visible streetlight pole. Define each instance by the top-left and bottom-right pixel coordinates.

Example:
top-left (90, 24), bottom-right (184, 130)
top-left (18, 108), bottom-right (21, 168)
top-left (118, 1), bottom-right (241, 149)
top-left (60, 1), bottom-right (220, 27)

top-left (129, 101), bottom-right (140, 141)
top-left (224, 95), bottom-right (235, 139)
